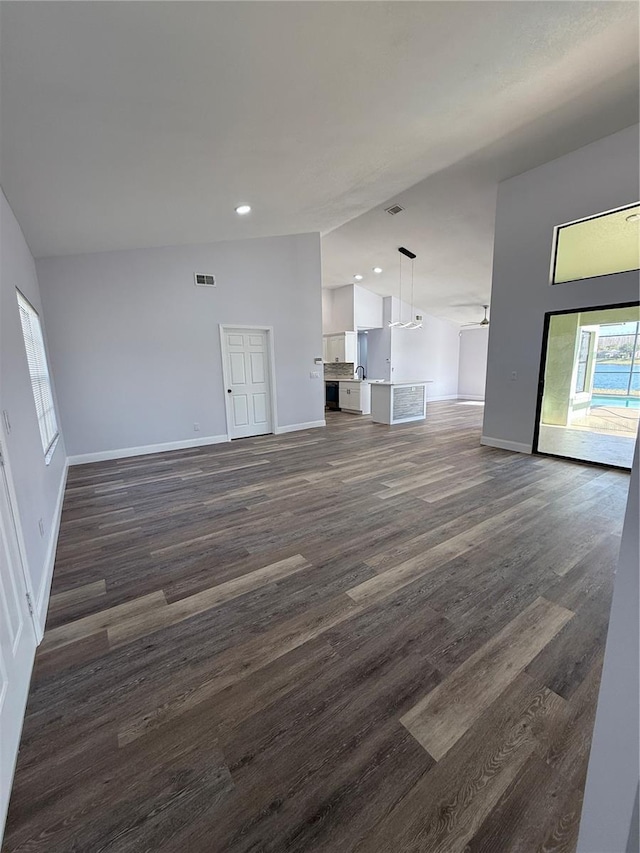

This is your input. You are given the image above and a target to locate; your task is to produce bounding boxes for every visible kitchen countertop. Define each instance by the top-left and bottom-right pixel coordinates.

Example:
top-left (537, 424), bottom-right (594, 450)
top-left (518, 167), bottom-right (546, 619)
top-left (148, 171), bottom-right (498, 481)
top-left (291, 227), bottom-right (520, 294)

top-left (325, 378), bottom-right (432, 385)
top-left (370, 380), bottom-right (433, 386)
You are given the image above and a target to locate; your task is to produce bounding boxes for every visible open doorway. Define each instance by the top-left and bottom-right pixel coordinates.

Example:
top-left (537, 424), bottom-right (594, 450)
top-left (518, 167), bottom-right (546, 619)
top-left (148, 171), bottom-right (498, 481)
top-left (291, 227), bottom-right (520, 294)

top-left (534, 303), bottom-right (640, 469)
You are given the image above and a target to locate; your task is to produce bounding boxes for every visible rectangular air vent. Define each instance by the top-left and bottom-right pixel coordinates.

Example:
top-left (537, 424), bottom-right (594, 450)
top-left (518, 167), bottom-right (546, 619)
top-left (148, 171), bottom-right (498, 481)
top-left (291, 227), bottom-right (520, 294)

top-left (194, 273), bottom-right (216, 287)
top-left (385, 204), bottom-right (404, 216)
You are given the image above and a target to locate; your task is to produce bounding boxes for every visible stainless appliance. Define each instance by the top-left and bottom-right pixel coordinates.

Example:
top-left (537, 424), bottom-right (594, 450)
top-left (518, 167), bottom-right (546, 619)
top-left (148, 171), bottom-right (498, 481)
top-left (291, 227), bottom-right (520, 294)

top-left (325, 381), bottom-right (340, 410)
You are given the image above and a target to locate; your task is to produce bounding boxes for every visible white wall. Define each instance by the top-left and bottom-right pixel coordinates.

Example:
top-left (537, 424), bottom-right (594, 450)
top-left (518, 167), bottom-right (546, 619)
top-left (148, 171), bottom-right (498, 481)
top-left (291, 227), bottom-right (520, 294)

top-left (0, 189), bottom-right (67, 625)
top-left (577, 436), bottom-right (639, 853)
top-left (458, 327), bottom-right (489, 400)
top-left (322, 284), bottom-right (384, 333)
top-left (365, 296), bottom-right (460, 395)
top-left (367, 297), bottom-right (393, 381)
top-left (483, 124), bottom-right (640, 452)
top-left (322, 285), bottom-right (354, 334)
top-left (36, 232), bottom-right (324, 459)
top-left (321, 289), bottom-right (333, 334)
top-left (389, 297), bottom-right (460, 399)
top-left (353, 285), bottom-right (383, 329)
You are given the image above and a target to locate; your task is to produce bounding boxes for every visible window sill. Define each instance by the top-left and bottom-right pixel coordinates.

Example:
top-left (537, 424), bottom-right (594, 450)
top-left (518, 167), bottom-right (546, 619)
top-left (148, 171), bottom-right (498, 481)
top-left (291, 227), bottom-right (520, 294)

top-left (44, 435), bottom-right (60, 466)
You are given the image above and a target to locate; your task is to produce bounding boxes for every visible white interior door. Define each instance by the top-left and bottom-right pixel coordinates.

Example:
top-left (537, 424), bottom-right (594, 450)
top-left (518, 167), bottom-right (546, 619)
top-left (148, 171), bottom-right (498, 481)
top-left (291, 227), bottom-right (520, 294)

top-left (222, 328), bottom-right (273, 439)
top-left (0, 449), bottom-right (37, 838)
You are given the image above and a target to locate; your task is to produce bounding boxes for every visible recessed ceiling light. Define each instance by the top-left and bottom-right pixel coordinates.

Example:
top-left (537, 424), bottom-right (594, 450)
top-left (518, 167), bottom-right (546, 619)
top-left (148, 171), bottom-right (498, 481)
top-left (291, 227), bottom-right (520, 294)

top-left (235, 204), bottom-right (251, 215)
top-left (626, 212), bottom-right (640, 222)
top-left (373, 267), bottom-right (383, 274)
top-left (354, 274), bottom-right (363, 281)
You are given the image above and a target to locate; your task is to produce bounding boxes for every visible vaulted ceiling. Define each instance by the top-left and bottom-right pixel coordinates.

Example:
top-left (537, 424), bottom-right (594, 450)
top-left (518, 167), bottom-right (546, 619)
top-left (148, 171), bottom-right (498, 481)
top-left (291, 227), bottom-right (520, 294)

top-left (1, 2), bottom-right (638, 322)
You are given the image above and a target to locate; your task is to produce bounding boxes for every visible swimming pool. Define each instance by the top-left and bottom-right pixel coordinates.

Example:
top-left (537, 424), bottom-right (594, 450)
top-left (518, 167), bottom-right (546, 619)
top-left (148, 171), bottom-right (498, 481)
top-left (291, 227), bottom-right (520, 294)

top-left (591, 394), bottom-right (640, 409)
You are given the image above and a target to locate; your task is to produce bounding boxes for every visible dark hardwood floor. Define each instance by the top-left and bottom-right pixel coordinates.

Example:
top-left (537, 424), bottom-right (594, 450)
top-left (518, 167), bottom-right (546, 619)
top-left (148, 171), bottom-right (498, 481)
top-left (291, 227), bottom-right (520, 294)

top-left (3, 402), bottom-right (630, 852)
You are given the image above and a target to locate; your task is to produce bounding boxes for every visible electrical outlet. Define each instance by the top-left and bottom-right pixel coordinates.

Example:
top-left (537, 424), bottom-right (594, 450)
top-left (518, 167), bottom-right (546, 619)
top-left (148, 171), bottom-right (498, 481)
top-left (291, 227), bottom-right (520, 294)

top-left (510, 371), bottom-right (518, 381)
top-left (193, 422), bottom-right (200, 432)
top-left (310, 371), bottom-right (320, 379)
top-left (38, 518), bottom-right (45, 537)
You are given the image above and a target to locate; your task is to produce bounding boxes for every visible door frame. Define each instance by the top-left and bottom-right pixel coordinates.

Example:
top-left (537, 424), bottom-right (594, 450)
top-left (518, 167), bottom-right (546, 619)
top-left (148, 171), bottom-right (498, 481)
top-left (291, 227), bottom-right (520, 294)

top-left (0, 439), bottom-right (40, 642)
top-left (532, 300), bottom-right (640, 470)
top-left (0, 437), bottom-right (40, 842)
top-left (219, 325), bottom-right (278, 440)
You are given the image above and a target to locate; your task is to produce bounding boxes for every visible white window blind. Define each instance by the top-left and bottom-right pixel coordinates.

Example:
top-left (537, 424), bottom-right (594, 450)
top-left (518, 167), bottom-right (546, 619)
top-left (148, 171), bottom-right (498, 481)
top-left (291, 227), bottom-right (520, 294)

top-left (16, 290), bottom-right (59, 459)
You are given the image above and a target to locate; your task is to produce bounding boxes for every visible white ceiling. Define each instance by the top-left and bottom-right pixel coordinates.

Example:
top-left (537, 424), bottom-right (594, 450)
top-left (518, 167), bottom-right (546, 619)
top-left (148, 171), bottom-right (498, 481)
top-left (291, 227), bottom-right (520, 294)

top-left (322, 62), bottom-right (639, 325)
top-left (1, 2), bottom-right (638, 322)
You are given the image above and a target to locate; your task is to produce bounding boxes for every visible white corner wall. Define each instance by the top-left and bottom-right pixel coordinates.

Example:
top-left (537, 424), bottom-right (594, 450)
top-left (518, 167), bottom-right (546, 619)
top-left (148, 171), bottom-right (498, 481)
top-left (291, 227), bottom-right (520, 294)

top-left (322, 285), bottom-right (355, 334)
top-left (577, 436), bottom-right (639, 853)
top-left (321, 289), bottom-right (334, 334)
top-left (458, 327), bottom-right (489, 400)
top-left (36, 232), bottom-right (324, 459)
top-left (365, 296), bottom-right (460, 396)
top-left (366, 296), bottom-right (393, 381)
top-left (483, 124), bottom-right (640, 452)
top-left (322, 284), bottom-right (384, 334)
top-left (354, 285), bottom-right (383, 329)
top-left (390, 297), bottom-right (460, 399)
top-left (0, 189), bottom-right (67, 628)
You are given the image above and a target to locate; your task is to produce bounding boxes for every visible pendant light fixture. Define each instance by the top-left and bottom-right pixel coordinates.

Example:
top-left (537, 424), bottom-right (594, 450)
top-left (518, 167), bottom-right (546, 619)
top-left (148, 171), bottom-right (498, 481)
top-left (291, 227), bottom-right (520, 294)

top-left (399, 248), bottom-right (415, 328)
top-left (391, 246), bottom-right (421, 329)
top-left (388, 248), bottom-right (403, 327)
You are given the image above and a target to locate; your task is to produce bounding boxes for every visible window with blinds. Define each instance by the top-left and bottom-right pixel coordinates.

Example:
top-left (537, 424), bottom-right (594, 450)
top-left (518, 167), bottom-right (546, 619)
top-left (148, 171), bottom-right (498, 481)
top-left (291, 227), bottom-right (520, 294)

top-left (16, 290), bottom-right (59, 461)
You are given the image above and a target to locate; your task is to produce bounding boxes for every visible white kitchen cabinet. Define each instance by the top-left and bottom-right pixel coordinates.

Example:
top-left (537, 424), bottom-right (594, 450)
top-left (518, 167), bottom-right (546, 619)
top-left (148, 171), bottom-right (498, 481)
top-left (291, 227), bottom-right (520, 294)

top-left (323, 332), bottom-right (357, 365)
top-left (339, 381), bottom-right (371, 415)
top-left (326, 336), bottom-right (342, 364)
top-left (338, 385), bottom-right (352, 409)
top-left (344, 332), bottom-right (357, 364)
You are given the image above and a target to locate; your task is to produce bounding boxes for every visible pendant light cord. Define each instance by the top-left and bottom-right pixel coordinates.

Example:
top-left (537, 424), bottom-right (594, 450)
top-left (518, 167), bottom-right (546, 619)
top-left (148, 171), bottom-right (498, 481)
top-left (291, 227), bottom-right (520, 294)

top-left (398, 253), bottom-right (402, 324)
top-left (393, 246), bottom-right (418, 327)
top-left (410, 258), bottom-right (415, 323)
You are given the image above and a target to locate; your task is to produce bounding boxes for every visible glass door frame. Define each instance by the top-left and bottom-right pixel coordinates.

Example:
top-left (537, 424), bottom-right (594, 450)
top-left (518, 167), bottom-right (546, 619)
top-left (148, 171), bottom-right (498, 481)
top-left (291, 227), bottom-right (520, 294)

top-left (532, 300), bottom-right (640, 471)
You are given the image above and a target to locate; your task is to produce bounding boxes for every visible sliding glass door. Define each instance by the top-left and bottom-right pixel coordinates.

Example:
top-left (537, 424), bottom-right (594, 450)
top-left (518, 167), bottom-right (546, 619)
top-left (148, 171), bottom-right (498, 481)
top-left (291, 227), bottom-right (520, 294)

top-left (535, 305), bottom-right (640, 469)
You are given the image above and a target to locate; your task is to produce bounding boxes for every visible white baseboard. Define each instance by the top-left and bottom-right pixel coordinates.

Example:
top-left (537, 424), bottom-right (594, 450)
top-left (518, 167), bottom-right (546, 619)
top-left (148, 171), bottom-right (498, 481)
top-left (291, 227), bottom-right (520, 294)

top-left (36, 458), bottom-right (69, 640)
top-left (481, 435), bottom-right (532, 455)
top-left (458, 394), bottom-right (485, 402)
top-left (274, 420), bottom-right (326, 435)
top-left (67, 434), bottom-right (229, 466)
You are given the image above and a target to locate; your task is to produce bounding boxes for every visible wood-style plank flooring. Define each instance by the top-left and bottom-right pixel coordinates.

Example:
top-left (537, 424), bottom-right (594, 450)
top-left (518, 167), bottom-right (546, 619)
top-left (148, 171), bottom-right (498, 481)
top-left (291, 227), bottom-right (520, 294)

top-left (3, 402), bottom-right (630, 852)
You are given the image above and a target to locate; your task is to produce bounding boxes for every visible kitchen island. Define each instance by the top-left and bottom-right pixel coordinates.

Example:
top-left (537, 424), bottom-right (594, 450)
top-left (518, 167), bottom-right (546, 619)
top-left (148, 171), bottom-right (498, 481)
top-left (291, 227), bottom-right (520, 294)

top-left (370, 380), bottom-right (432, 425)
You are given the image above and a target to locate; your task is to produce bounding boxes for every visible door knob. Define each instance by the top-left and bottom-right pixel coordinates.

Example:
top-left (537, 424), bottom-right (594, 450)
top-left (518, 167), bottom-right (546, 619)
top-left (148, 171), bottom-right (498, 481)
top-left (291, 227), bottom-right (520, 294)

top-left (227, 389), bottom-right (232, 393)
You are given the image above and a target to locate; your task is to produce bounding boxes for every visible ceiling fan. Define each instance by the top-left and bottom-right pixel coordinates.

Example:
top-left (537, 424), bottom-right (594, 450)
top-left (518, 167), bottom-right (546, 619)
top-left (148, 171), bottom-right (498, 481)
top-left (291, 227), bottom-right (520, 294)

top-left (461, 305), bottom-right (490, 328)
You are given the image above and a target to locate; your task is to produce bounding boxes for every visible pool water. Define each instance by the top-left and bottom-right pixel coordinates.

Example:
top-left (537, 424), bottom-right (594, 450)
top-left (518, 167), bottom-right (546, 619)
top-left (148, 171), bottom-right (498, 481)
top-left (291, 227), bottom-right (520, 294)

top-left (591, 394), bottom-right (640, 410)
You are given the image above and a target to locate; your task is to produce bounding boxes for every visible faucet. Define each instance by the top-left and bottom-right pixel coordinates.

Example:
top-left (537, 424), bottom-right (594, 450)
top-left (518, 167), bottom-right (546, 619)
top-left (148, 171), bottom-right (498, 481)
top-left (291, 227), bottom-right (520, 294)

top-left (355, 365), bottom-right (366, 380)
